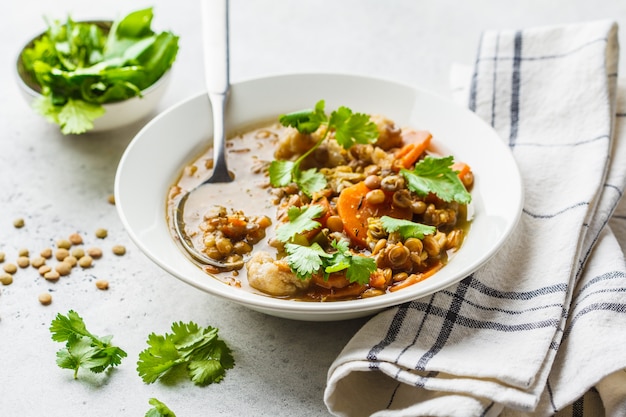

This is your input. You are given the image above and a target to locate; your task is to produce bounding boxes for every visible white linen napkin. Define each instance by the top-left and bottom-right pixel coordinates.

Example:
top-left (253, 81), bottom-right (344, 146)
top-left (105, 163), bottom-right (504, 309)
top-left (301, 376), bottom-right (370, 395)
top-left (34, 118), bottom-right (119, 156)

top-left (325, 20), bottom-right (626, 417)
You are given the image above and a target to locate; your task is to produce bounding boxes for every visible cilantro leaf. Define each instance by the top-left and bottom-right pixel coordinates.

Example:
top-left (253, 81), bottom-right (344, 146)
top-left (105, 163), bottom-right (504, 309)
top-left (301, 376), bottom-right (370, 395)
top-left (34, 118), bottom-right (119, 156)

top-left (269, 160), bottom-right (296, 188)
top-left (286, 239), bottom-right (376, 285)
top-left (57, 98), bottom-right (106, 134)
top-left (50, 310), bottom-right (127, 379)
top-left (146, 398), bottom-right (177, 417)
top-left (329, 106), bottom-right (379, 148)
top-left (401, 156), bottom-right (472, 204)
top-left (380, 216), bottom-right (436, 239)
top-left (296, 168), bottom-right (327, 196)
top-left (276, 205), bottom-right (324, 243)
top-left (137, 321), bottom-right (234, 386)
top-left (285, 242), bottom-right (331, 279)
top-left (279, 100), bottom-right (328, 133)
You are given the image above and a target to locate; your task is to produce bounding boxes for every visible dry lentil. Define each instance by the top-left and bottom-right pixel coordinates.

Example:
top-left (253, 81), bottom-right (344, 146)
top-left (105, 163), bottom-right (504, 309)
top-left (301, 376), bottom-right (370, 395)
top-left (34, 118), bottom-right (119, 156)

top-left (3, 263), bottom-right (17, 274)
top-left (86, 247), bottom-right (103, 259)
top-left (55, 248), bottom-right (70, 261)
top-left (31, 256), bottom-right (46, 268)
top-left (112, 245), bottom-right (126, 256)
top-left (55, 262), bottom-right (72, 276)
top-left (38, 265), bottom-right (52, 276)
top-left (40, 248), bottom-right (53, 259)
top-left (56, 239), bottom-right (72, 250)
top-left (95, 228), bottom-right (108, 239)
top-left (13, 218), bottom-right (25, 228)
top-left (68, 233), bottom-right (83, 245)
top-left (107, 194), bottom-right (116, 205)
top-left (78, 255), bottom-right (93, 268)
top-left (0, 273), bottom-right (13, 285)
top-left (44, 270), bottom-right (60, 281)
top-left (95, 279), bottom-right (109, 290)
top-left (0, 252), bottom-right (4, 263)
top-left (64, 256), bottom-right (78, 267)
top-left (71, 248), bottom-right (85, 259)
top-left (17, 256), bottom-right (30, 268)
top-left (38, 292), bottom-right (52, 305)
top-left (18, 248), bottom-right (29, 257)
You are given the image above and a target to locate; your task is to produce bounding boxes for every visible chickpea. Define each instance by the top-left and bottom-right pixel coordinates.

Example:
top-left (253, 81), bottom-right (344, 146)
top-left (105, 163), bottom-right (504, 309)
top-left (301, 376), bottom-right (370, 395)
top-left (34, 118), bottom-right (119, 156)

top-left (326, 216), bottom-right (344, 233)
top-left (363, 175), bottom-right (382, 189)
top-left (365, 189), bottom-right (386, 205)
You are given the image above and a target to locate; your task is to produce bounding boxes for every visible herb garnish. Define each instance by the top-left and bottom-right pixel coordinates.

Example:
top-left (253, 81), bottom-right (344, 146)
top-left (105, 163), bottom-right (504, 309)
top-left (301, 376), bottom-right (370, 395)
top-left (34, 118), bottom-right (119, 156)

top-left (50, 310), bottom-right (127, 379)
top-left (401, 155), bottom-right (472, 204)
top-left (137, 321), bottom-right (234, 386)
top-left (21, 8), bottom-right (179, 134)
top-left (145, 398), bottom-right (177, 417)
top-left (380, 216), bottom-right (436, 239)
top-left (269, 100), bottom-right (379, 197)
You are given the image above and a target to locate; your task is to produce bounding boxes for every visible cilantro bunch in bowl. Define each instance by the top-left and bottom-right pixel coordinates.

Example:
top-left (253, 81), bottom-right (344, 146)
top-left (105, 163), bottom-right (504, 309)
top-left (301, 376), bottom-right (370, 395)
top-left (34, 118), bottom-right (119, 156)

top-left (17, 7), bottom-right (179, 134)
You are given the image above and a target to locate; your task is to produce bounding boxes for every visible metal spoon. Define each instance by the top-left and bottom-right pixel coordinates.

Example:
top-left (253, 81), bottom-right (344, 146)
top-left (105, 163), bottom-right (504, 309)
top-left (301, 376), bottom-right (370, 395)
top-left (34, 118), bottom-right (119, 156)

top-left (173, 0), bottom-right (242, 270)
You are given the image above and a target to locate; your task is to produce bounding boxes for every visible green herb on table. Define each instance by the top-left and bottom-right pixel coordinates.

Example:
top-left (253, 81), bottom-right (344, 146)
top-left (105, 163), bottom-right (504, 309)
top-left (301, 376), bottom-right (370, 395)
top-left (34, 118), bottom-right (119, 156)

top-left (269, 100), bottom-right (379, 197)
top-left (401, 155), bottom-right (472, 204)
top-left (145, 398), bottom-right (177, 417)
top-left (21, 7), bottom-right (179, 134)
top-left (49, 310), bottom-right (127, 379)
top-left (137, 321), bottom-right (234, 386)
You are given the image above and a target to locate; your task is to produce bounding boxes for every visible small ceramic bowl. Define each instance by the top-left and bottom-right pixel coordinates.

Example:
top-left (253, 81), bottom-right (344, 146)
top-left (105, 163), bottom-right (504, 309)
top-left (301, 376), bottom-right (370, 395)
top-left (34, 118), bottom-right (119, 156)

top-left (15, 20), bottom-right (171, 133)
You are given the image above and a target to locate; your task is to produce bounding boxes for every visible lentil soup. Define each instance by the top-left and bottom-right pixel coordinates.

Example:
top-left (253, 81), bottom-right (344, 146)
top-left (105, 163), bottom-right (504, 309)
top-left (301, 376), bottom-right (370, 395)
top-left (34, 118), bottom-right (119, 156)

top-left (167, 112), bottom-right (473, 302)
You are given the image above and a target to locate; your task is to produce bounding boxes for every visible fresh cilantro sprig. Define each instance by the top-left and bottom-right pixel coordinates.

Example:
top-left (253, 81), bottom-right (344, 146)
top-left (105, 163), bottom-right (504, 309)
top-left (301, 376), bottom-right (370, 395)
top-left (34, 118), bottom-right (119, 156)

top-left (401, 155), bottom-right (472, 204)
top-left (50, 310), bottom-right (127, 379)
top-left (145, 398), bottom-right (177, 417)
top-left (269, 100), bottom-right (379, 197)
top-left (275, 205), bottom-right (323, 243)
top-left (137, 321), bottom-right (234, 386)
top-left (380, 216), bottom-right (436, 239)
top-left (285, 240), bottom-right (376, 284)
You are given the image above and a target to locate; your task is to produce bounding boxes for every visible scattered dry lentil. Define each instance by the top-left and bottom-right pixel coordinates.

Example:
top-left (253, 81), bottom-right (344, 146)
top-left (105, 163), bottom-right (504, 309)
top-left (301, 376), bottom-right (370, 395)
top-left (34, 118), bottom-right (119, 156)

top-left (71, 248), bottom-right (85, 259)
top-left (64, 256), bottom-right (78, 268)
top-left (44, 270), bottom-right (60, 281)
top-left (87, 247), bottom-right (103, 259)
top-left (31, 257), bottom-right (46, 268)
top-left (13, 218), bottom-right (25, 228)
top-left (18, 248), bottom-right (29, 257)
top-left (3, 263), bottom-right (17, 274)
top-left (38, 292), bottom-right (52, 305)
top-left (55, 262), bottom-right (72, 276)
top-left (95, 279), bottom-right (109, 290)
top-left (95, 228), bottom-right (108, 239)
top-left (40, 248), bottom-right (53, 259)
top-left (56, 239), bottom-right (72, 250)
top-left (0, 273), bottom-right (13, 285)
top-left (55, 248), bottom-right (70, 261)
top-left (69, 233), bottom-right (83, 245)
top-left (78, 255), bottom-right (93, 268)
top-left (0, 252), bottom-right (4, 263)
top-left (38, 265), bottom-right (52, 276)
top-left (107, 194), bottom-right (116, 205)
top-left (112, 245), bottom-right (126, 256)
top-left (17, 256), bottom-right (30, 268)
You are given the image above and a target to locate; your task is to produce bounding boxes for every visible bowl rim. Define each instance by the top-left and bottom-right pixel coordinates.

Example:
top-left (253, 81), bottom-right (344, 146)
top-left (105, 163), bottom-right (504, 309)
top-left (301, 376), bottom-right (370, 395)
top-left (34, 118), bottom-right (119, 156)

top-left (115, 72), bottom-right (524, 319)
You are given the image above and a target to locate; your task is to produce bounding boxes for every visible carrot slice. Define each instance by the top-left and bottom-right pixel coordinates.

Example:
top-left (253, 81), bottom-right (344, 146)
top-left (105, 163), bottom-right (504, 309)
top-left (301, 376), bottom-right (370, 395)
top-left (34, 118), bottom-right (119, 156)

top-left (336, 182), bottom-right (412, 248)
top-left (395, 130), bottom-right (432, 168)
top-left (452, 161), bottom-right (473, 188)
top-left (389, 262), bottom-right (443, 292)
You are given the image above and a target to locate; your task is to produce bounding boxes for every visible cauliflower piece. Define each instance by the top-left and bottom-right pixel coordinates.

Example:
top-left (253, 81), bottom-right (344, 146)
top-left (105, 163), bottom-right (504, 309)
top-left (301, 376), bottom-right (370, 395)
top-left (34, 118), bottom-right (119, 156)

top-left (246, 251), bottom-right (311, 296)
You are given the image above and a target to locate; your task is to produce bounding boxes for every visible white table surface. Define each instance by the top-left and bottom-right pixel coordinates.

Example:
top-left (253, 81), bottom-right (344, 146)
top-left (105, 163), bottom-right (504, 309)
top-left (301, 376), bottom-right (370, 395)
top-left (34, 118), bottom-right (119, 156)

top-left (1, 1), bottom-right (625, 416)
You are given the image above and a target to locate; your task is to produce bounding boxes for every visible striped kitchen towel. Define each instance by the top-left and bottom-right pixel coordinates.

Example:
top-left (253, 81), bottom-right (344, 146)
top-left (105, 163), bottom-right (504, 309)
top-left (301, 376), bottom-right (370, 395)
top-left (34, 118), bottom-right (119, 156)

top-left (325, 20), bottom-right (626, 417)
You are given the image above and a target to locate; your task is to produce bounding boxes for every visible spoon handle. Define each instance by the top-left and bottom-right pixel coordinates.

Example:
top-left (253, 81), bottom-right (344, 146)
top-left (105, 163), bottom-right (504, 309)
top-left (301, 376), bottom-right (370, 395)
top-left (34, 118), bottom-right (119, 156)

top-left (202, 0), bottom-right (232, 183)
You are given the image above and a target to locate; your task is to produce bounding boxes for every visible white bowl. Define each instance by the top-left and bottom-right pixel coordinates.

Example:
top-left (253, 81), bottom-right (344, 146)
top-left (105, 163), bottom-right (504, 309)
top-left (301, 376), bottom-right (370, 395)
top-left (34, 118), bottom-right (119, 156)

top-left (115, 73), bottom-right (524, 321)
top-left (15, 21), bottom-right (171, 133)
